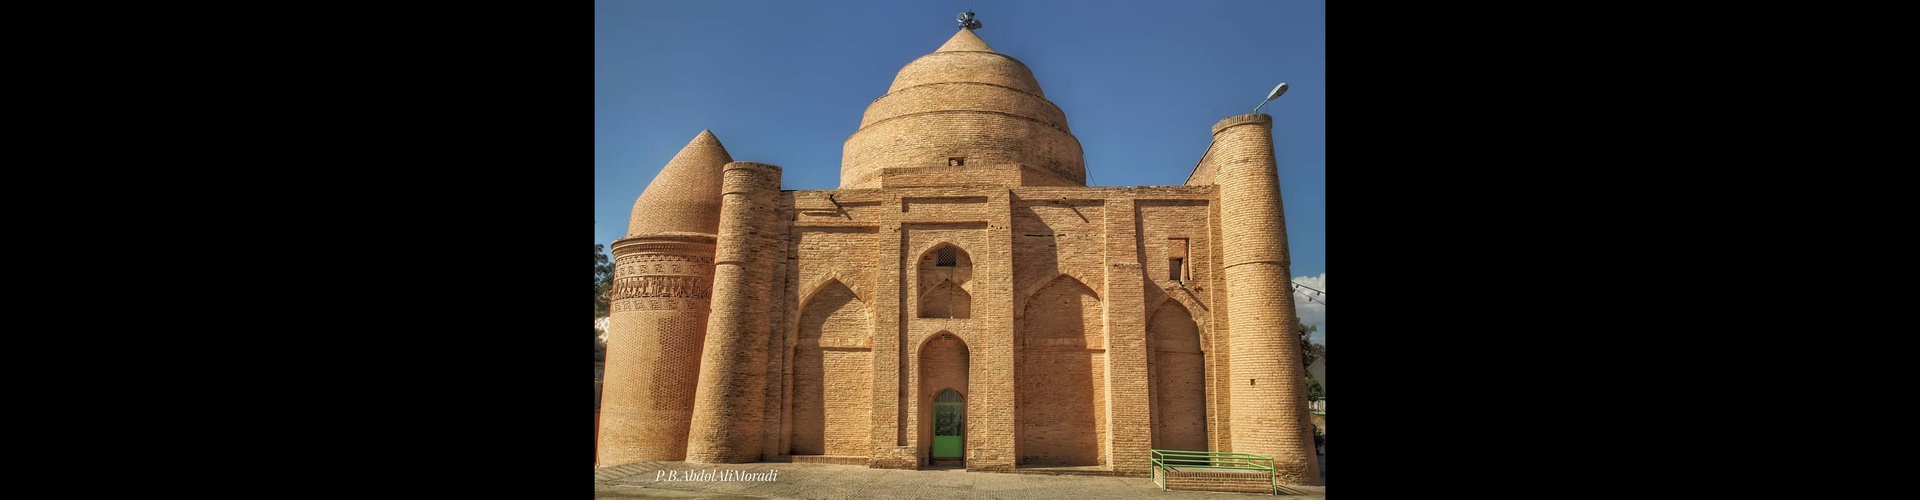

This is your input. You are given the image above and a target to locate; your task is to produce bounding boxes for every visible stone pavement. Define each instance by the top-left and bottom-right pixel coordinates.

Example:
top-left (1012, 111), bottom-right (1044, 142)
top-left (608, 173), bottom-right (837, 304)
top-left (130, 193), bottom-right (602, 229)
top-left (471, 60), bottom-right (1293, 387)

top-left (594, 459), bottom-right (1326, 499)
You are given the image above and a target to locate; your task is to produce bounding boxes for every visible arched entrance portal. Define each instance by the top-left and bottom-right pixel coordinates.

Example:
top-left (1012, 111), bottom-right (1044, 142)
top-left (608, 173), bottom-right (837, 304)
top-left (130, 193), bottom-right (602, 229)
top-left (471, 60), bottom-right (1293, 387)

top-left (933, 389), bottom-right (965, 459)
top-left (917, 332), bottom-right (969, 465)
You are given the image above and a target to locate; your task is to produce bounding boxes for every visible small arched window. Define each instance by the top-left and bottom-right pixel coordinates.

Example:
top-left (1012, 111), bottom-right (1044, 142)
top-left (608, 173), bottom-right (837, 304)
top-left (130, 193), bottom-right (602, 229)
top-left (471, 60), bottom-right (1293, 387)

top-left (935, 389), bottom-right (964, 402)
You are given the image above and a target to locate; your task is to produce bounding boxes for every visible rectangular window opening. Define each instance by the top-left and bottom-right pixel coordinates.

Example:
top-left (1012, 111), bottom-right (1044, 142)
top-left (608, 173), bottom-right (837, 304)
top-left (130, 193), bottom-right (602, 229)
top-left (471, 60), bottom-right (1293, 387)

top-left (937, 247), bottom-right (957, 267)
top-left (1168, 238), bottom-right (1190, 283)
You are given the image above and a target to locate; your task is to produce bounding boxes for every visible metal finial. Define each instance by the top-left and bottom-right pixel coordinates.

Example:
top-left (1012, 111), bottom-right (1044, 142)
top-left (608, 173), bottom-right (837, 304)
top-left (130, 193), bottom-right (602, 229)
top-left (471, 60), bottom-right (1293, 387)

top-left (956, 11), bottom-right (981, 30)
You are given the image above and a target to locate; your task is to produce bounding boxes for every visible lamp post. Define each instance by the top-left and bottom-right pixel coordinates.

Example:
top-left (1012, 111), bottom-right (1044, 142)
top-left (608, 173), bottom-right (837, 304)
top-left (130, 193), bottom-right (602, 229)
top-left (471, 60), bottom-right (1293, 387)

top-left (1252, 82), bottom-right (1288, 113)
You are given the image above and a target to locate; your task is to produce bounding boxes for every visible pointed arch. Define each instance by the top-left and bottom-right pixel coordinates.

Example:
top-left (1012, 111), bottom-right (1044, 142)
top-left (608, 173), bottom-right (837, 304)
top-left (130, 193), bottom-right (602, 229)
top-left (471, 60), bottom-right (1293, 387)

top-left (915, 243), bottom-right (974, 319)
top-left (790, 278), bottom-right (873, 456)
top-left (1015, 273), bottom-right (1105, 466)
top-left (918, 331), bottom-right (970, 463)
top-left (911, 240), bottom-right (973, 267)
top-left (1019, 274), bottom-right (1102, 340)
top-left (919, 279), bottom-right (973, 319)
top-left (914, 329), bottom-right (972, 355)
top-left (1149, 299), bottom-right (1208, 451)
top-left (799, 273), bottom-right (870, 315)
top-left (1148, 294), bottom-right (1212, 349)
top-left (1015, 271), bottom-right (1102, 317)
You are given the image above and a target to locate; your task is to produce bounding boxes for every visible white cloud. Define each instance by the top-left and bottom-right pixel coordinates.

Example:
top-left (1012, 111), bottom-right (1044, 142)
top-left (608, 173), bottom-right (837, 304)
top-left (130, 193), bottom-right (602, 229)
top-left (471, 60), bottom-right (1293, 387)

top-left (1293, 273), bottom-right (1325, 345)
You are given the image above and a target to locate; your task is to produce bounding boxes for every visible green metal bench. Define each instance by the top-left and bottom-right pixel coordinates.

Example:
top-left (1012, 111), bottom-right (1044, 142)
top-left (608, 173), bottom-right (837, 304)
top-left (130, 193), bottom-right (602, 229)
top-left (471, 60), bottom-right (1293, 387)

top-left (1149, 449), bottom-right (1278, 495)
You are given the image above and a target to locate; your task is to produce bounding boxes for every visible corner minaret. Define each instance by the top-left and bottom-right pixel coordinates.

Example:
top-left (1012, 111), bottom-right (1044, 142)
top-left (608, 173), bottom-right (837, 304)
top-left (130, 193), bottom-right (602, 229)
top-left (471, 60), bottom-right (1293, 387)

top-left (597, 130), bottom-right (732, 466)
top-left (685, 161), bottom-right (784, 463)
top-left (1208, 113), bottom-right (1320, 485)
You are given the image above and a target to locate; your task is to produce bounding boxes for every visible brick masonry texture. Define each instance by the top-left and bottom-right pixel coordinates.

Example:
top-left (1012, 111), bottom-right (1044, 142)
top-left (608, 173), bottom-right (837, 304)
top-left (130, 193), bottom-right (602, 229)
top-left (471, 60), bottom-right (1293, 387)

top-left (843, 112), bottom-right (1084, 189)
top-left (916, 332), bottom-right (969, 463)
top-left (842, 30), bottom-right (1083, 189)
top-left (1155, 468), bottom-right (1277, 494)
top-left (597, 128), bottom-right (730, 466)
top-left (686, 162), bottom-right (784, 463)
top-left (597, 26), bottom-right (1317, 487)
top-left (628, 130), bottom-right (731, 236)
top-left (790, 281), bottom-right (872, 456)
top-left (1212, 114), bottom-right (1320, 485)
top-left (1151, 300), bottom-right (1208, 452)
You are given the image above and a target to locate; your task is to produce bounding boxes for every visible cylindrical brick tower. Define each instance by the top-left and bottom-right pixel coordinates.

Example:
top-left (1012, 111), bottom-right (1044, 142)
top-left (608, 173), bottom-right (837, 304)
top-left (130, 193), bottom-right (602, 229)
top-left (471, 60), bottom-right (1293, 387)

top-left (1212, 113), bottom-right (1320, 485)
top-left (597, 130), bottom-right (731, 466)
top-left (684, 161), bottom-right (783, 463)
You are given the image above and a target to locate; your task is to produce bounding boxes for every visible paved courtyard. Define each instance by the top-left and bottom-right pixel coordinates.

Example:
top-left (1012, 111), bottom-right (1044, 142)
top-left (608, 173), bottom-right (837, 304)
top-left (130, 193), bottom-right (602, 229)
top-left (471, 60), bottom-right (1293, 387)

top-left (594, 457), bottom-right (1325, 499)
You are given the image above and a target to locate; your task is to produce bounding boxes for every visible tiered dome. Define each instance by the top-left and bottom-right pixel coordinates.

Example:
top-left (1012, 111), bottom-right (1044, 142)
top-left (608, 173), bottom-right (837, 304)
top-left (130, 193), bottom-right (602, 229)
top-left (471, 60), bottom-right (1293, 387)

top-left (627, 130), bottom-right (733, 237)
top-left (840, 28), bottom-right (1085, 189)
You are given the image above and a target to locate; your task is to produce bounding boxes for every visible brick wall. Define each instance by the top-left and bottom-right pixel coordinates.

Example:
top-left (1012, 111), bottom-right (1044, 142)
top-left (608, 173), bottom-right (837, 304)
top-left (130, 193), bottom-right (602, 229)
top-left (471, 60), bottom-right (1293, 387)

top-left (790, 281), bottom-right (873, 456)
top-left (1017, 275), bottom-right (1106, 466)
top-left (1135, 199), bottom-right (1218, 458)
top-left (1155, 468), bottom-right (1274, 494)
top-left (899, 221), bottom-right (997, 469)
top-left (764, 186), bottom-right (1219, 474)
top-left (1150, 301), bottom-right (1208, 452)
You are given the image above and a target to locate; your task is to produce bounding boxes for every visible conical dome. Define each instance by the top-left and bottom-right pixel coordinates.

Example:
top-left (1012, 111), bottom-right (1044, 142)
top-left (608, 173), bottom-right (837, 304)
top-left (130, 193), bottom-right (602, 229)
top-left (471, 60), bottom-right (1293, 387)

top-left (841, 29), bottom-right (1085, 189)
top-left (935, 27), bottom-right (994, 52)
top-left (627, 130), bottom-right (732, 237)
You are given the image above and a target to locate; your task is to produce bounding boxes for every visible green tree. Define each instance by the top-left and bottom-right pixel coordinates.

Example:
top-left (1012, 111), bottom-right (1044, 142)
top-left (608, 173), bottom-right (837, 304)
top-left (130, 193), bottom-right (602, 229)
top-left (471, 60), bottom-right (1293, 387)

top-left (1300, 320), bottom-right (1324, 402)
top-left (596, 243), bottom-right (614, 317)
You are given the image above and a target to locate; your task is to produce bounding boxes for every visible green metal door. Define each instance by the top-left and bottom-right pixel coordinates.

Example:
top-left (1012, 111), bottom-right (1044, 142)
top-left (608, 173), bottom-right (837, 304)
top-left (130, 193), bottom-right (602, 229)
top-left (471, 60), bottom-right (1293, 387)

top-left (933, 389), bottom-right (964, 458)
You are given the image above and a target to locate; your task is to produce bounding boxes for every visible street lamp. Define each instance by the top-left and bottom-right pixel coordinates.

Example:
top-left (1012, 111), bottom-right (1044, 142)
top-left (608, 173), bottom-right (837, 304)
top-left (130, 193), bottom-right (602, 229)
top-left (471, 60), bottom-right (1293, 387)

top-left (1252, 82), bottom-right (1288, 113)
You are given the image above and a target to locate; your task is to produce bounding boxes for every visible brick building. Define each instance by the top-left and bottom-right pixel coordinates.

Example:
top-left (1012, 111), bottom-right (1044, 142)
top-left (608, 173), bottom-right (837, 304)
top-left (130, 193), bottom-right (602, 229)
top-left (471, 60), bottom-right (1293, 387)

top-left (596, 25), bottom-right (1319, 485)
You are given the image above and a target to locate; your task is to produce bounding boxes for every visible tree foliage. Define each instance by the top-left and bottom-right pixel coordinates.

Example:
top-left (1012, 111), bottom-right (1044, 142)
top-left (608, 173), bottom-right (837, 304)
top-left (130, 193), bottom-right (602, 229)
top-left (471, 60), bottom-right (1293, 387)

top-left (595, 243), bottom-right (614, 317)
top-left (595, 327), bottom-right (606, 361)
top-left (1299, 320), bottom-right (1324, 367)
top-left (1300, 319), bottom-right (1325, 401)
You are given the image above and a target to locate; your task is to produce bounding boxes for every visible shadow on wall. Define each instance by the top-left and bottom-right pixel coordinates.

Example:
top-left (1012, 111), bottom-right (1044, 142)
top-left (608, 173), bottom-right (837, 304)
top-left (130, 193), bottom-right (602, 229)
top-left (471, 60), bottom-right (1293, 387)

top-left (1017, 275), bottom-right (1104, 467)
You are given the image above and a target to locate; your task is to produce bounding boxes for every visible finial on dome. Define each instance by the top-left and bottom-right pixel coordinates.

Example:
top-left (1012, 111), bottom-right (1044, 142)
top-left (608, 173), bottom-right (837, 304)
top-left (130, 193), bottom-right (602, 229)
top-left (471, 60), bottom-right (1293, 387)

top-left (956, 11), bottom-right (981, 30)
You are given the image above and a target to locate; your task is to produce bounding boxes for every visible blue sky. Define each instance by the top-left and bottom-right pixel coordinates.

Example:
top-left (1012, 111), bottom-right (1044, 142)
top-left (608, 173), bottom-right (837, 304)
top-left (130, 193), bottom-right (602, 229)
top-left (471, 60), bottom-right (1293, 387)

top-left (595, 0), bottom-right (1324, 342)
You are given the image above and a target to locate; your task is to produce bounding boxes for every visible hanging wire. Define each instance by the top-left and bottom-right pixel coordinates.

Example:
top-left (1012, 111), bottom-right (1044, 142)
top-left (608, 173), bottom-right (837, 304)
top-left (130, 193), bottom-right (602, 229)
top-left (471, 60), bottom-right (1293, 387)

top-left (1292, 283), bottom-right (1326, 305)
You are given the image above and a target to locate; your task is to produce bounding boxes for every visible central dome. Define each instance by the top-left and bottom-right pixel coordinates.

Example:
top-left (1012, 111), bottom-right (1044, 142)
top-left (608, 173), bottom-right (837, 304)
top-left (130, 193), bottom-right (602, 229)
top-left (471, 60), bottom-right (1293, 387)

top-left (840, 29), bottom-right (1086, 189)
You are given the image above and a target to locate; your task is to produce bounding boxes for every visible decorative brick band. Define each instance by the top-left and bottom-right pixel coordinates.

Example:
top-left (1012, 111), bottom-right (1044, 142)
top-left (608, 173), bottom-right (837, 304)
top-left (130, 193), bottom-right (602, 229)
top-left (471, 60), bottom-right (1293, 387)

top-left (613, 254), bottom-right (715, 279)
top-left (609, 275), bottom-right (712, 301)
